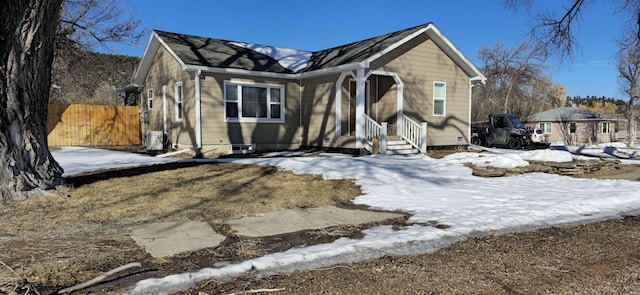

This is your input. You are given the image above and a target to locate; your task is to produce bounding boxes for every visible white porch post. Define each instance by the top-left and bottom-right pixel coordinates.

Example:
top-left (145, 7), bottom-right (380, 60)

top-left (355, 68), bottom-right (366, 149)
top-left (194, 70), bottom-right (202, 148)
top-left (381, 122), bottom-right (388, 154)
top-left (335, 71), bottom-right (355, 137)
top-left (368, 70), bottom-right (404, 136)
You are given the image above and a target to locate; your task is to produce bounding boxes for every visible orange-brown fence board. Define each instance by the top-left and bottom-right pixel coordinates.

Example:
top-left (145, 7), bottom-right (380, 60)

top-left (47, 104), bottom-right (142, 147)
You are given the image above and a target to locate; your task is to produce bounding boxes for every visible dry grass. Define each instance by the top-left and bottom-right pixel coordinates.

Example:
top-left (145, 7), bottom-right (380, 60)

top-left (0, 161), bottom-right (361, 291)
top-left (0, 162), bottom-right (360, 234)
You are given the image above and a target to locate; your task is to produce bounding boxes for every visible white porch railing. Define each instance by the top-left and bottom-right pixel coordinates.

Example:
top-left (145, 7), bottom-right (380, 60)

top-left (401, 115), bottom-right (427, 152)
top-left (364, 114), bottom-right (387, 154)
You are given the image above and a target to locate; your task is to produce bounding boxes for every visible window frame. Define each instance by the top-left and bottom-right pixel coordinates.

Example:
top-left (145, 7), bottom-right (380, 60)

top-left (224, 80), bottom-right (285, 123)
top-left (433, 81), bottom-right (446, 116)
top-left (175, 82), bottom-right (183, 122)
top-left (147, 88), bottom-right (154, 110)
top-left (601, 122), bottom-right (611, 134)
top-left (540, 122), bottom-right (552, 134)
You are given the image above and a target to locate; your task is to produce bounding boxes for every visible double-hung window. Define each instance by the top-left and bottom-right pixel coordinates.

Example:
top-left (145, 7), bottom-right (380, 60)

top-left (175, 82), bottom-right (183, 121)
top-left (540, 122), bottom-right (552, 134)
top-left (147, 88), bottom-right (154, 109)
top-left (601, 122), bottom-right (611, 134)
top-left (433, 82), bottom-right (446, 116)
top-left (224, 81), bottom-right (285, 123)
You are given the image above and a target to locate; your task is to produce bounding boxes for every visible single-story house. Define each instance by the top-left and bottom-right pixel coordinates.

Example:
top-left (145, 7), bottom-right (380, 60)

top-left (527, 106), bottom-right (627, 144)
top-left (127, 22), bottom-right (486, 154)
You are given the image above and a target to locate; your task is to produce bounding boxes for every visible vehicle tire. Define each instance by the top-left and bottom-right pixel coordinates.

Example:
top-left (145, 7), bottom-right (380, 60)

top-left (508, 138), bottom-right (522, 149)
top-left (471, 136), bottom-right (482, 146)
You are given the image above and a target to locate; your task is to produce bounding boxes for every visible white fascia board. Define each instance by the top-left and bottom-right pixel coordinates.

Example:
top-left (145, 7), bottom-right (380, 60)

top-left (364, 23), bottom-right (486, 83)
top-left (184, 60), bottom-right (369, 80)
top-left (133, 32), bottom-right (161, 85)
top-left (184, 65), bottom-right (298, 79)
top-left (157, 35), bottom-right (187, 70)
top-left (297, 61), bottom-right (369, 79)
top-left (424, 25), bottom-right (486, 82)
top-left (134, 31), bottom-right (188, 85)
top-left (364, 26), bottom-right (431, 66)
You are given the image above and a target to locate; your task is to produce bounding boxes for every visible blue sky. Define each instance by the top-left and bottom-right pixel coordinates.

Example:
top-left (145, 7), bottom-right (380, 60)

top-left (109, 0), bottom-right (629, 100)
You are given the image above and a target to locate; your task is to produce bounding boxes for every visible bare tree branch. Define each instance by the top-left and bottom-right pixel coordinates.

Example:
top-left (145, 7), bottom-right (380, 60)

top-left (59, 0), bottom-right (144, 52)
top-left (506, 0), bottom-right (640, 62)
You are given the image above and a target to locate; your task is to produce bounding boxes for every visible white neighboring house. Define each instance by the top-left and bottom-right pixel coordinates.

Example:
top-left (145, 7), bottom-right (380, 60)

top-left (527, 106), bottom-right (627, 144)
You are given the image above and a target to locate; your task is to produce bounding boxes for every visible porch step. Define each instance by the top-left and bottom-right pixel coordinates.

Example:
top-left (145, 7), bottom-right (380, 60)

top-left (385, 138), bottom-right (420, 155)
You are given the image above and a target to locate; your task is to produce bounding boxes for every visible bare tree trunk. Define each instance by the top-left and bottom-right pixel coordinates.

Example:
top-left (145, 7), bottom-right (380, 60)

top-left (630, 116), bottom-right (637, 148)
top-left (1, 0), bottom-right (65, 201)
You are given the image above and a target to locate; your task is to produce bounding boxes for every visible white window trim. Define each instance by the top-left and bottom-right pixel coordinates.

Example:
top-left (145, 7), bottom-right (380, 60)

top-left (433, 81), bottom-right (446, 116)
top-left (147, 88), bottom-right (154, 110)
top-left (601, 122), bottom-right (611, 134)
top-left (175, 82), bottom-right (183, 122)
top-left (540, 122), bottom-right (552, 134)
top-left (224, 80), bottom-right (285, 123)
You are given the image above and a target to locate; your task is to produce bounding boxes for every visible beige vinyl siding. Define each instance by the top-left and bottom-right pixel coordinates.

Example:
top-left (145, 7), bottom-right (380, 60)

top-left (199, 73), bottom-right (302, 151)
top-left (369, 75), bottom-right (398, 132)
top-left (372, 35), bottom-right (471, 146)
top-left (143, 46), bottom-right (195, 147)
top-left (299, 74), bottom-right (343, 147)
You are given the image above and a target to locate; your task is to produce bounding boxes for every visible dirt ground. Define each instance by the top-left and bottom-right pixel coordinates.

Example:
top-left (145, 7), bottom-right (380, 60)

top-left (2, 151), bottom-right (640, 294)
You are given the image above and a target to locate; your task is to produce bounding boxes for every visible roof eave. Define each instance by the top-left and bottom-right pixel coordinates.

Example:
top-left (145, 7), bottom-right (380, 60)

top-left (184, 60), bottom-right (369, 79)
top-left (133, 31), bottom-right (188, 86)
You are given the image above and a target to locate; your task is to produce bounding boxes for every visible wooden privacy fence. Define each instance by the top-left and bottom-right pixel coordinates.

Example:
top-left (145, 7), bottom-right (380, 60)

top-left (47, 104), bottom-right (142, 146)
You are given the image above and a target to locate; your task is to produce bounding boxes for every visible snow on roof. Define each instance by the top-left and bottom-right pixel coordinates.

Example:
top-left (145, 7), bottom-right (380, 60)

top-left (230, 41), bottom-right (312, 72)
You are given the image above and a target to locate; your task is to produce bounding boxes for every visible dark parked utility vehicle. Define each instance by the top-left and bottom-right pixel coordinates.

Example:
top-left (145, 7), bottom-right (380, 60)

top-left (471, 113), bottom-right (532, 149)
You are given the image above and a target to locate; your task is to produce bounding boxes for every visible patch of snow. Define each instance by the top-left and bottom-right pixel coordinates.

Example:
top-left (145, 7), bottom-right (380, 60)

top-left (230, 41), bottom-right (311, 72)
top-left (49, 147), bottom-right (640, 294)
top-left (519, 149), bottom-right (574, 162)
top-left (442, 152), bottom-right (529, 168)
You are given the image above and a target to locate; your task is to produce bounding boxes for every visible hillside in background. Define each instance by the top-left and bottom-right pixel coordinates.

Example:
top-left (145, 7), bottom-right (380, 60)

top-left (566, 96), bottom-right (628, 117)
top-left (50, 48), bottom-right (140, 105)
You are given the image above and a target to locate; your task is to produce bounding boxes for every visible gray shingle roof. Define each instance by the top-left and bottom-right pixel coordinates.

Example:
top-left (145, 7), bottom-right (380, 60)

top-left (154, 23), bottom-right (432, 74)
top-left (155, 30), bottom-right (294, 73)
top-left (134, 22), bottom-right (485, 85)
top-left (528, 107), bottom-right (621, 122)
top-left (303, 23), bottom-right (431, 72)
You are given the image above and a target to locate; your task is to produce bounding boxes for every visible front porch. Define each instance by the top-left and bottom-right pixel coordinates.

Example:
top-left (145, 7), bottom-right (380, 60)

top-left (333, 68), bottom-right (428, 155)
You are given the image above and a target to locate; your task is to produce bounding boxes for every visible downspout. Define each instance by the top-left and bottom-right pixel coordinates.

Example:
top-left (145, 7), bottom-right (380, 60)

top-left (194, 69), bottom-right (202, 149)
top-left (468, 79), bottom-right (476, 145)
top-left (162, 85), bottom-right (167, 139)
top-left (355, 68), bottom-right (366, 149)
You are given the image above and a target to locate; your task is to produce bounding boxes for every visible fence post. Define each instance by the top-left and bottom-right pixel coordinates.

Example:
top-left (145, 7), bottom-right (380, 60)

top-left (421, 122), bottom-right (427, 153)
top-left (381, 122), bottom-right (388, 155)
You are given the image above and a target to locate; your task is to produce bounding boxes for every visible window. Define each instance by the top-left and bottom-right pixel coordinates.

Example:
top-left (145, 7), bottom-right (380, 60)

top-left (540, 122), bottom-right (552, 134)
top-left (433, 82), bottom-right (446, 116)
top-left (601, 122), bottom-right (611, 134)
top-left (175, 82), bottom-right (183, 121)
top-left (224, 81), bottom-right (285, 122)
top-left (147, 89), bottom-right (154, 109)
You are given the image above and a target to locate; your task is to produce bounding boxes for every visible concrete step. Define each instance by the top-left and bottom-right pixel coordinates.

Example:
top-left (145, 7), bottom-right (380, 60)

top-left (387, 148), bottom-right (420, 155)
top-left (387, 143), bottom-right (414, 150)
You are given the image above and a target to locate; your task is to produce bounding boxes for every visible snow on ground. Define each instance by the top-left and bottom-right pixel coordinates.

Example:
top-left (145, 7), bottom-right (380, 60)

top-left (51, 145), bottom-right (640, 294)
top-left (53, 147), bottom-right (181, 176)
